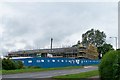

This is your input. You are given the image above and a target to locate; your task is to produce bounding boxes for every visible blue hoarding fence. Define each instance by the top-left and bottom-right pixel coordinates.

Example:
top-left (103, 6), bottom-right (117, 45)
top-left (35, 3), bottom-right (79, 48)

top-left (13, 57), bottom-right (100, 68)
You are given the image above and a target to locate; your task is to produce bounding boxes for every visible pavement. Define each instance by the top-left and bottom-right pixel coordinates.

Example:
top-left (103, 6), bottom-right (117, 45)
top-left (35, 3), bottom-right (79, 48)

top-left (2, 66), bottom-right (98, 78)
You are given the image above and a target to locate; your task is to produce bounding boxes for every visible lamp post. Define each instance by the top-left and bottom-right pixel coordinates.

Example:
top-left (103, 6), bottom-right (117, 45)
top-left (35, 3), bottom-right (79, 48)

top-left (109, 37), bottom-right (117, 50)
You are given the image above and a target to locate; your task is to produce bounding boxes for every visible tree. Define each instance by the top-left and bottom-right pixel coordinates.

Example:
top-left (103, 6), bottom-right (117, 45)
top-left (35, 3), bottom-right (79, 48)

top-left (82, 29), bottom-right (106, 47)
top-left (86, 43), bottom-right (98, 59)
top-left (97, 43), bottom-right (114, 56)
top-left (72, 40), bottom-right (80, 47)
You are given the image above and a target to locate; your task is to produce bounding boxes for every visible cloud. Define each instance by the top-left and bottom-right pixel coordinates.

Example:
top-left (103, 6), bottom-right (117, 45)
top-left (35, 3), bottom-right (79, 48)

top-left (0, 0), bottom-right (118, 2)
top-left (0, 2), bottom-right (118, 55)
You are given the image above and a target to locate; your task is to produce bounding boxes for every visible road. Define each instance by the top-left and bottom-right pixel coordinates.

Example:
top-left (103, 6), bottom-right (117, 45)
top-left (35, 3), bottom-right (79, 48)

top-left (2, 66), bottom-right (98, 78)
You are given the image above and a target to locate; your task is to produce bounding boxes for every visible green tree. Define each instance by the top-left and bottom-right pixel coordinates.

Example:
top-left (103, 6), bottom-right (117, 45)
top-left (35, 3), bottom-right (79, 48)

top-left (82, 29), bottom-right (106, 47)
top-left (97, 43), bottom-right (114, 56)
top-left (72, 40), bottom-right (80, 47)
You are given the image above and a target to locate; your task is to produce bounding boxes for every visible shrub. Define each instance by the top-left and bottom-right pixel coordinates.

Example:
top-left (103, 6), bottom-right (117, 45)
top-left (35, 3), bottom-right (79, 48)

top-left (2, 58), bottom-right (24, 70)
top-left (99, 50), bottom-right (120, 80)
top-left (2, 58), bottom-right (17, 70)
top-left (16, 60), bottom-right (24, 69)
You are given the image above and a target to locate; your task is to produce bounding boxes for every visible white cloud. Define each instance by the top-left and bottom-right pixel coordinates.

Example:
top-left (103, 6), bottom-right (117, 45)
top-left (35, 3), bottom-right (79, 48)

top-left (0, 24), bottom-right (5, 35)
top-left (0, 0), bottom-right (119, 2)
top-left (0, 2), bottom-right (118, 54)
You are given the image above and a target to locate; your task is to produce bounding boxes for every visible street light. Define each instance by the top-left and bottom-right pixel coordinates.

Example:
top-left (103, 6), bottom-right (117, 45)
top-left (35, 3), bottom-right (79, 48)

top-left (109, 37), bottom-right (117, 50)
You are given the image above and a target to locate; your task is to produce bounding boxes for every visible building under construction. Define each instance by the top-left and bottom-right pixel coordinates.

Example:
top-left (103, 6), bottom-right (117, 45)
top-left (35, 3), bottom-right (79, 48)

top-left (8, 40), bottom-right (98, 60)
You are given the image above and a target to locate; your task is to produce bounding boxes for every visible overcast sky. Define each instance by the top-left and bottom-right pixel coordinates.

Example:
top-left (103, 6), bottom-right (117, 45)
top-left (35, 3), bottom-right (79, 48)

top-left (0, 2), bottom-right (118, 56)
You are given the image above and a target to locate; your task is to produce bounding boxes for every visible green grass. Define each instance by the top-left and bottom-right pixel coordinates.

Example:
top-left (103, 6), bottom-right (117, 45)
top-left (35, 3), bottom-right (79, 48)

top-left (53, 70), bottom-right (99, 78)
top-left (2, 66), bottom-right (83, 75)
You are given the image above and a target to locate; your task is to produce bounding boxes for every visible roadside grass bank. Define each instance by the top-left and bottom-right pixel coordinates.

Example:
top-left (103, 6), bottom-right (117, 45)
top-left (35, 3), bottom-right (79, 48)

top-left (2, 66), bottom-right (84, 75)
top-left (53, 70), bottom-right (99, 79)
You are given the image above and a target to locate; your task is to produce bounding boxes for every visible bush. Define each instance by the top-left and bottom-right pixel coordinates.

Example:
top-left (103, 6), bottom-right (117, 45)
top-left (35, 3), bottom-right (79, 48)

top-left (16, 60), bottom-right (24, 69)
top-left (99, 50), bottom-right (120, 80)
top-left (2, 58), bottom-right (17, 70)
top-left (2, 58), bottom-right (24, 70)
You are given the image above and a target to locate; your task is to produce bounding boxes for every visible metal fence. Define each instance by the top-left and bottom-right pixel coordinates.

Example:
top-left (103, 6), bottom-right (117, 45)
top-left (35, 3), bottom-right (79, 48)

top-left (13, 57), bottom-right (100, 68)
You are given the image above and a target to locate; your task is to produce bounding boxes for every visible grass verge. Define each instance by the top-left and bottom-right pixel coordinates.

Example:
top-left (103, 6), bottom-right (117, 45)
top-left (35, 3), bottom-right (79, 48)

top-left (53, 70), bottom-right (99, 78)
top-left (2, 66), bottom-right (83, 75)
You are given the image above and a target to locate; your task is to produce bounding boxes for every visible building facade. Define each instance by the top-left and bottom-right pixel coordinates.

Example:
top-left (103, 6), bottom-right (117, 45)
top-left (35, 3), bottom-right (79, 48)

top-left (8, 43), bottom-right (98, 59)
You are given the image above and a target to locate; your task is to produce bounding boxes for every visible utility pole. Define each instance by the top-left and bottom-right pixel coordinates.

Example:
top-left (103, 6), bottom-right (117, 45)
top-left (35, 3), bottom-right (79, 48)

top-left (51, 38), bottom-right (53, 53)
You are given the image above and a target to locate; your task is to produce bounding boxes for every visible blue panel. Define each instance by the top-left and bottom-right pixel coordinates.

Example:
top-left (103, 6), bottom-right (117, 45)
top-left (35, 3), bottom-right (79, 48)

top-left (13, 57), bottom-right (100, 68)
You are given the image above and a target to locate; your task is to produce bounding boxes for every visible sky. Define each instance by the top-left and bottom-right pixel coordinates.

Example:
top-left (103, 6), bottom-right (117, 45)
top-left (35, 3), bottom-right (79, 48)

top-left (0, 2), bottom-right (118, 56)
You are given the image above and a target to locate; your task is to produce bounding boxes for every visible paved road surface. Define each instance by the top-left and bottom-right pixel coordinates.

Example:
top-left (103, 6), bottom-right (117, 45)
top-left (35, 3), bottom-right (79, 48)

top-left (2, 66), bottom-right (98, 78)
